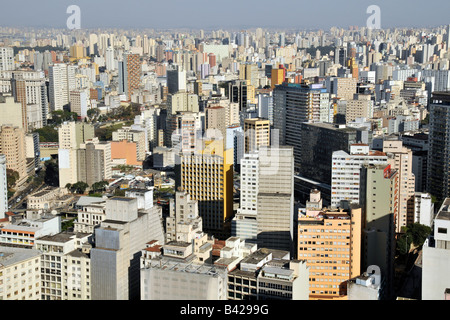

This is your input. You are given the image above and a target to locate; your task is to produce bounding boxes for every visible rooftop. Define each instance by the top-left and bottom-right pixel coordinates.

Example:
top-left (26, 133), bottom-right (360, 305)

top-left (36, 231), bottom-right (90, 243)
top-left (0, 247), bottom-right (41, 268)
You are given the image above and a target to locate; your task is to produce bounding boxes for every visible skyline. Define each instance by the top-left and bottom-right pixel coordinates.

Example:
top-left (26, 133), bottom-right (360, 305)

top-left (0, 0), bottom-right (450, 30)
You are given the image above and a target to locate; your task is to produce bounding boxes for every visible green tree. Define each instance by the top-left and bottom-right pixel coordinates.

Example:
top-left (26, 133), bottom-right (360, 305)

top-left (33, 126), bottom-right (58, 142)
top-left (48, 110), bottom-right (78, 126)
top-left (87, 108), bottom-right (100, 120)
top-left (6, 169), bottom-right (19, 189)
top-left (396, 235), bottom-right (412, 256)
top-left (44, 160), bottom-right (59, 187)
top-left (396, 223), bottom-right (432, 256)
top-left (71, 181), bottom-right (89, 194)
top-left (91, 180), bottom-right (108, 193)
top-left (61, 218), bottom-right (75, 231)
top-left (406, 223), bottom-right (432, 248)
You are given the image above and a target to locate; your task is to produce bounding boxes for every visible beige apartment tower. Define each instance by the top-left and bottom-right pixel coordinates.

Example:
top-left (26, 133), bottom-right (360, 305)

top-left (244, 118), bottom-right (270, 153)
top-left (297, 206), bottom-right (362, 300)
top-left (0, 125), bottom-right (27, 185)
top-left (382, 139), bottom-right (415, 233)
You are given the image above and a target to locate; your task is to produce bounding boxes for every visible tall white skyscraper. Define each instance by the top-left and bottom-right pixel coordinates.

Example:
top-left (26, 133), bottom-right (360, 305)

top-left (89, 33), bottom-right (98, 56)
top-left (0, 47), bottom-right (14, 71)
top-left (105, 47), bottom-right (115, 71)
top-left (331, 144), bottom-right (388, 208)
top-left (0, 154), bottom-right (7, 219)
top-left (49, 63), bottom-right (77, 112)
top-left (232, 153), bottom-right (260, 243)
top-left (232, 146), bottom-right (295, 252)
top-left (49, 64), bottom-right (67, 112)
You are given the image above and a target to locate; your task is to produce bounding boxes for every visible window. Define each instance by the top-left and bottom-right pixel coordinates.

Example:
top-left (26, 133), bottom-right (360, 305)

top-left (438, 228), bottom-right (447, 234)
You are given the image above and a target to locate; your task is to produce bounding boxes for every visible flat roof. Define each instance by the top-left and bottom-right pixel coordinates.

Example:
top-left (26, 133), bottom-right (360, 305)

top-left (0, 247), bottom-right (41, 267)
top-left (109, 196), bottom-right (135, 202)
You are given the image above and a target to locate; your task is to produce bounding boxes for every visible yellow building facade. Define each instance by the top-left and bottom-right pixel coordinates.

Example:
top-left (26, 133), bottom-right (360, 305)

top-left (297, 207), bottom-right (362, 300)
top-left (179, 139), bottom-right (233, 238)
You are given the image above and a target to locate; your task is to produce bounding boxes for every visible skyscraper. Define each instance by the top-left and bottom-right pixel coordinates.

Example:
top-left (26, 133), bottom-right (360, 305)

top-left (118, 52), bottom-right (141, 100)
top-left (243, 118), bottom-right (270, 153)
top-left (271, 67), bottom-right (284, 89)
top-left (297, 122), bottom-right (369, 186)
top-left (331, 144), bottom-right (387, 208)
top-left (77, 138), bottom-right (112, 186)
top-left (0, 47), bottom-right (14, 71)
top-left (0, 154), bottom-right (7, 220)
top-left (176, 139), bottom-right (233, 238)
top-left (105, 47), bottom-right (115, 71)
top-left (0, 125), bottom-right (27, 186)
top-left (58, 122), bottom-right (95, 187)
top-left (383, 139), bottom-right (415, 233)
top-left (273, 83), bottom-right (330, 171)
top-left (167, 65), bottom-right (186, 94)
top-left (297, 204), bottom-right (362, 300)
top-left (427, 92), bottom-right (450, 201)
top-left (49, 63), bottom-right (76, 112)
top-left (90, 197), bottom-right (165, 300)
top-left (359, 164), bottom-right (399, 299)
top-left (256, 146), bottom-right (294, 253)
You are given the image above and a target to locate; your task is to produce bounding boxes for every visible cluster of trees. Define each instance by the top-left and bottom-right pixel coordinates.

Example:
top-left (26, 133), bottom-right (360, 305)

top-left (396, 223), bottom-right (432, 256)
top-left (95, 122), bottom-right (128, 141)
top-left (65, 180), bottom-right (108, 195)
top-left (6, 169), bottom-right (19, 198)
top-left (33, 110), bottom-right (79, 142)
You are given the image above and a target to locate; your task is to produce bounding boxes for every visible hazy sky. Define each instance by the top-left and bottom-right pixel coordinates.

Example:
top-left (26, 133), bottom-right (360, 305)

top-left (1, 0), bottom-right (449, 30)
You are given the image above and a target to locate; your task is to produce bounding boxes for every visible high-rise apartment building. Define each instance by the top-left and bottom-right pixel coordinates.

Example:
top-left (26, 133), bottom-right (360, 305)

top-left (232, 153), bottom-right (259, 243)
top-left (49, 63), bottom-right (76, 112)
top-left (90, 197), bottom-right (165, 300)
top-left (244, 118), bottom-right (270, 153)
top-left (297, 122), bottom-right (370, 186)
top-left (427, 92), bottom-right (450, 201)
top-left (205, 106), bottom-right (226, 140)
top-left (383, 139), bottom-right (415, 233)
top-left (112, 126), bottom-right (146, 161)
top-left (0, 125), bottom-right (27, 185)
top-left (331, 144), bottom-right (387, 208)
top-left (345, 94), bottom-right (374, 124)
top-left (77, 138), bottom-right (112, 186)
top-left (271, 67), bottom-right (285, 89)
top-left (34, 232), bottom-right (92, 300)
top-left (118, 52), bottom-right (141, 100)
top-left (273, 83), bottom-right (330, 165)
top-left (413, 192), bottom-right (434, 228)
top-left (0, 70), bottom-right (49, 127)
top-left (0, 47), bottom-right (14, 71)
top-left (176, 139), bottom-right (233, 238)
top-left (297, 206), bottom-right (362, 300)
top-left (359, 164), bottom-right (399, 299)
top-left (326, 77), bottom-right (357, 101)
top-left (105, 47), bottom-right (115, 71)
top-left (0, 246), bottom-right (41, 300)
top-left (58, 122), bottom-right (95, 187)
top-left (165, 92), bottom-right (199, 146)
top-left (165, 191), bottom-right (201, 243)
top-left (171, 111), bottom-right (203, 153)
top-left (0, 155), bottom-right (7, 220)
top-left (0, 94), bottom-right (23, 128)
top-left (69, 90), bottom-right (88, 119)
top-left (256, 146), bottom-right (294, 252)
